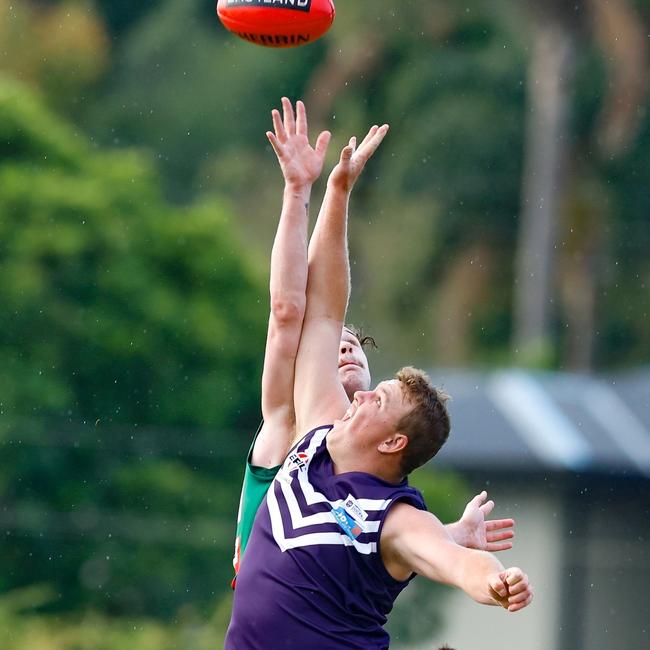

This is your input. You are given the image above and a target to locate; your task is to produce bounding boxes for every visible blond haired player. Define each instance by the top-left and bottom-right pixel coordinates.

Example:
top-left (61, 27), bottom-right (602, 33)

top-left (231, 99), bottom-right (516, 586)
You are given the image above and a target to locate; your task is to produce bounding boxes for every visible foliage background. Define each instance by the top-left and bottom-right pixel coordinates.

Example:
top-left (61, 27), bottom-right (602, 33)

top-left (1, 0), bottom-right (648, 647)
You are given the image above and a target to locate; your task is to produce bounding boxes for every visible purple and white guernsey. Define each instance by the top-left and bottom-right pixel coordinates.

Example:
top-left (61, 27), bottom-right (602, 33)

top-left (225, 425), bottom-right (427, 649)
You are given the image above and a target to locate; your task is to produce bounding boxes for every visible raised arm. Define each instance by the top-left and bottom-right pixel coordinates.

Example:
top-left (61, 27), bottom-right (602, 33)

top-left (293, 125), bottom-right (389, 435)
top-left (252, 98), bottom-right (330, 467)
top-left (382, 503), bottom-right (533, 612)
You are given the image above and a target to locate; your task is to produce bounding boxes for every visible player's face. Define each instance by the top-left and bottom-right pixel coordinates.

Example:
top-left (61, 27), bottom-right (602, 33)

top-left (338, 329), bottom-right (371, 399)
top-left (331, 380), bottom-right (411, 454)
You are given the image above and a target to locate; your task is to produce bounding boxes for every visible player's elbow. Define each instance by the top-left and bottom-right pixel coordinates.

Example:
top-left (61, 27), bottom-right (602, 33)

top-left (270, 294), bottom-right (305, 327)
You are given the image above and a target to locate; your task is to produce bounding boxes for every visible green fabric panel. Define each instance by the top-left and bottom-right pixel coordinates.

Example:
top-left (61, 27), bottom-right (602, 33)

top-left (234, 423), bottom-right (282, 564)
top-left (237, 457), bottom-right (281, 556)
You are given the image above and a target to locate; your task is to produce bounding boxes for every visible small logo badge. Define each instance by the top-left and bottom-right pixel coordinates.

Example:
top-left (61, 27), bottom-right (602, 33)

top-left (342, 494), bottom-right (368, 522)
top-left (287, 451), bottom-right (310, 472)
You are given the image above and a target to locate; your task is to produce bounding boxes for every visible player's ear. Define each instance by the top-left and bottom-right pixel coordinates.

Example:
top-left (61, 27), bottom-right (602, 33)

top-left (378, 433), bottom-right (408, 455)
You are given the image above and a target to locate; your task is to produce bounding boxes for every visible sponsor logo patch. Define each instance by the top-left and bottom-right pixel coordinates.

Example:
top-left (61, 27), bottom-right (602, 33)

top-left (287, 451), bottom-right (310, 472)
top-left (331, 505), bottom-right (365, 540)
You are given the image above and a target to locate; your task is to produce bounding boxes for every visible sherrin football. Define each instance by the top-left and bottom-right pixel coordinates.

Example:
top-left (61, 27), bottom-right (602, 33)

top-left (216, 0), bottom-right (336, 48)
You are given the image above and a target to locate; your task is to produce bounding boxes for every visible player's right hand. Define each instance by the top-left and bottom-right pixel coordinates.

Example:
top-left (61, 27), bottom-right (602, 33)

top-left (267, 97), bottom-right (331, 189)
top-left (487, 567), bottom-right (533, 612)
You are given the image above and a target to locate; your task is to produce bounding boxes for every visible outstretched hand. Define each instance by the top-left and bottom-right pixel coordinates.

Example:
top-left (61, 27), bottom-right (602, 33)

top-left (267, 97), bottom-right (331, 189)
top-left (488, 567), bottom-right (533, 612)
top-left (328, 123), bottom-right (390, 193)
top-left (458, 491), bottom-right (514, 553)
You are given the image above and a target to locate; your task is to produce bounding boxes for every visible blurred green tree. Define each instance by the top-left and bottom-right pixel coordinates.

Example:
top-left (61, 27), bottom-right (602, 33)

top-left (0, 585), bottom-right (233, 649)
top-left (0, 77), bottom-right (266, 617)
top-left (511, 0), bottom-right (649, 370)
top-left (0, 0), bottom-right (110, 116)
top-left (87, 0), bottom-right (325, 201)
top-left (95, 0), bottom-right (163, 38)
top-left (0, 77), bottom-right (265, 428)
top-left (83, 0), bottom-right (650, 373)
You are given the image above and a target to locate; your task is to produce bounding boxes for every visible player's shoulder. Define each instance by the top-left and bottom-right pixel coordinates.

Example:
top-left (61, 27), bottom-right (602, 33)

top-left (281, 423), bottom-right (332, 466)
top-left (383, 500), bottom-right (441, 540)
top-left (385, 500), bottom-right (423, 523)
top-left (295, 422), bottom-right (333, 446)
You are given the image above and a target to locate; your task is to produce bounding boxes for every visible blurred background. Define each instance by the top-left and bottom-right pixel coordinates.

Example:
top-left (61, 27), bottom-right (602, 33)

top-left (1, 1), bottom-right (649, 648)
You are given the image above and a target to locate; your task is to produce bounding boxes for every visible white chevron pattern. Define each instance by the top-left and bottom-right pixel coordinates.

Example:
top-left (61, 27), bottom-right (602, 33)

top-left (266, 426), bottom-right (391, 555)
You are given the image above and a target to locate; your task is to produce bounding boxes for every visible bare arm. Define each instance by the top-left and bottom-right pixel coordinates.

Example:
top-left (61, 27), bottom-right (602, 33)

top-left (293, 125), bottom-right (390, 436)
top-left (252, 98), bottom-right (331, 467)
top-left (382, 503), bottom-right (533, 612)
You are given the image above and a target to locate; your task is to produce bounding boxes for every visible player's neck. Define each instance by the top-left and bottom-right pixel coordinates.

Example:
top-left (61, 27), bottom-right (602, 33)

top-left (331, 454), bottom-right (404, 485)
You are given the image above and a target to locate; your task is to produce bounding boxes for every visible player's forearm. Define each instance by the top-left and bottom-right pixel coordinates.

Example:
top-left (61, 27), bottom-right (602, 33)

top-left (260, 183), bottom-right (311, 426)
top-left (269, 183), bottom-right (312, 319)
top-left (290, 183), bottom-right (351, 433)
top-left (305, 182), bottom-right (351, 322)
top-left (458, 550), bottom-right (506, 606)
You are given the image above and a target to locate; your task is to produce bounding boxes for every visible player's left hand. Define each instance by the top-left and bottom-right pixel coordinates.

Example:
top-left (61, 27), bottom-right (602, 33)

top-left (457, 491), bottom-right (514, 552)
top-left (327, 123), bottom-right (389, 193)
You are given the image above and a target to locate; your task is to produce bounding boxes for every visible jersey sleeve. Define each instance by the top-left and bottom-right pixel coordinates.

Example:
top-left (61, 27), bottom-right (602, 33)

top-left (231, 423), bottom-right (282, 588)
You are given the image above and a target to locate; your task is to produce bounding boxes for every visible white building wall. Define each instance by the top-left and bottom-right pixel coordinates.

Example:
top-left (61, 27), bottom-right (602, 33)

top-left (399, 486), bottom-right (563, 650)
top-left (580, 499), bottom-right (650, 650)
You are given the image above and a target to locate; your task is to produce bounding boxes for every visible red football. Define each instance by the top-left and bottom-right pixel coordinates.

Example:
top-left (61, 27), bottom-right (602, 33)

top-left (216, 0), bottom-right (335, 49)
